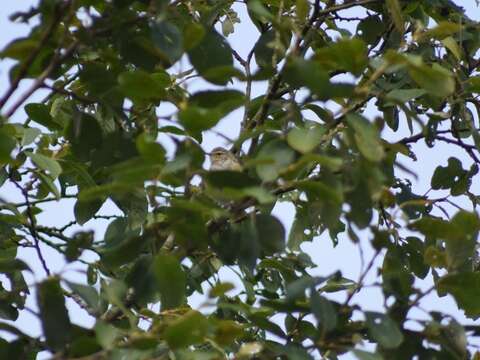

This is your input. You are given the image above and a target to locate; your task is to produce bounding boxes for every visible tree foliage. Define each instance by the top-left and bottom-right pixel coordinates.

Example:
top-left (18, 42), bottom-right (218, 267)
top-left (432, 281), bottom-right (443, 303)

top-left (1, 0), bottom-right (480, 358)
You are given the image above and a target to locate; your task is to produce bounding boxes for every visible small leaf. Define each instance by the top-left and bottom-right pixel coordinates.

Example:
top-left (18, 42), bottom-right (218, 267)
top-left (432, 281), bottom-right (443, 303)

top-left (209, 282), bottom-right (235, 298)
top-left (346, 114), bottom-right (384, 162)
top-left (385, 88), bottom-right (426, 103)
top-left (26, 151), bottom-right (62, 179)
top-left (287, 126), bottom-right (325, 153)
top-left (65, 281), bottom-right (101, 314)
top-left (0, 130), bottom-right (16, 163)
top-left (365, 312), bottom-right (403, 349)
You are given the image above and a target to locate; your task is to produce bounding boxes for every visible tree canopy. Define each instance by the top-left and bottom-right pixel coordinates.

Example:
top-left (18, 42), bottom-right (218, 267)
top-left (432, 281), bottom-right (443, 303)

top-left (1, 0), bottom-right (480, 359)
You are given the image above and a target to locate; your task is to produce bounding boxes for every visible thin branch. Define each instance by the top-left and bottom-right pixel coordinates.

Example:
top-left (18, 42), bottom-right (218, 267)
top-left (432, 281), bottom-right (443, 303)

top-left (12, 180), bottom-right (51, 276)
top-left (0, 1), bottom-right (69, 110)
top-left (3, 40), bottom-right (80, 118)
top-left (343, 249), bottom-right (382, 306)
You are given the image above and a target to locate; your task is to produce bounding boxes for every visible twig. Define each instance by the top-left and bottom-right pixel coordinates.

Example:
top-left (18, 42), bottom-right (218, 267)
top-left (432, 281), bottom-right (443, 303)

top-left (12, 180), bottom-right (51, 276)
top-left (3, 40), bottom-right (80, 118)
top-left (0, 1), bottom-right (69, 110)
top-left (343, 249), bottom-right (382, 306)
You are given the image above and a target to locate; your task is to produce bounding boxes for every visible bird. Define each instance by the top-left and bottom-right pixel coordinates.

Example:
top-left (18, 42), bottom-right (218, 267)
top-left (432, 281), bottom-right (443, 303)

top-left (209, 147), bottom-right (243, 172)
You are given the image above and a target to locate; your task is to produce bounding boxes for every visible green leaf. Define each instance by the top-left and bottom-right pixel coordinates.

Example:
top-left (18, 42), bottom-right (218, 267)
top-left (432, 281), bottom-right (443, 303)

top-left (179, 90), bottom-right (245, 137)
top-left (442, 36), bottom-right (462, 60)
top-left (136, 134), bottom-right (166, 164)
top-left (310, 291), bottom-right (337, 333)
top-left (118, 70), bottom-right (169, 101)
top-left (255, 214), bottom-right (285, 255)
top-left (437, 272), bottom-right (480, 318)
top-left (152, 254), bottom-right (186, 310)
top-left (411, 211), bottom-right (479, 271)
top-left (21, 127), bottom-right (41, 146)
top-left (0, 130), bottom-right (16, 163)
top-left (431, 157), bottom-right (471, 196)
top-left (346, 114), bottom-right (385, 162)
top-left (357, 16), bottom-right (386, 44)
top-left (188, 30), bottom-right (233, 85)
top-left (79, 62), bottom-right (117, 97)
top-left (95, 321), bottom-right (119, 350)
top-left (418, 21), bottom-right (463, 41)
top-left (385, 88), bottom-right (427, 104)
top-left (65, 281), bottom-right (101, 314)
top-left (100, 233), bottom-right (150, 268)
top-left (284, 58), bottom-right (330, 98)
top-left (209, 282), bottom-right (235, 298)
top-left (164, 311), bottom-right (208, 349)
top-left (287, 125), bottom-right (325, 153)
top-left (296, 0), bottom-right (309, 21)
top-left (26, 151), bottom-right (62, 179)
top-left (65, 113), bottom-right (103, 161)
top-left (183, 22), bottom-right (205, 50)
top-left (0, 259), bottom-right (31, 273)
top-left (444, 212), bottom-right (480, 271)
top-left (314, 38), bottom-right (368, 76)
top-left (74, 198), bottom-right (104, 225)
top-left (151, 20), bottom-right (183, 66)
top-left (37, 278), bottom-right (72, 351)
top-left (365, 312), bottom-right (403, 349)
top-left (256, 140), bottom-right (296, 181)
top-left (189, 90), bottom-right (245, 114)
top-left (37, 171), bottom-right (60, 199)
top-left (24, 103), bottom-right (60, 130)
top-left (408, 63), bottom-right (455, 98)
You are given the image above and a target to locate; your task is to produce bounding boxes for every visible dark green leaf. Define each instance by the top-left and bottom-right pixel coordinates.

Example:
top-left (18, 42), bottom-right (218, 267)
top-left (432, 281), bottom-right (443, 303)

top-left (37, 278), bottom-right (71, 351)
top-left (118, 70), bottom-right (169, 101)
top-left (65, 281), bottom-right (101, 314)
top-left (74, 198), bottom-right (104, 225)
top-left (151, 20), bottom-right (183, 66)
top-left (437, 272), bottom-right (480, 318)
top-left (346, 113), bottom-right (384, 162)
top-left (188, 30), bottom-right (233, 85)
top-left (310, 291), bottom-right (337, 333)
top-left (164, 311), bottom-right (208, 348)
top-left (255, 214), bottom-right (285, 255)
top-left (365, 312), bottom-right (403, 349)
top-left (24, 103), bottom-right (60, 130)
top-left (152, 254), bottom-right (186, 310)
top-left (26, 151), bottom-right (62, 179)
